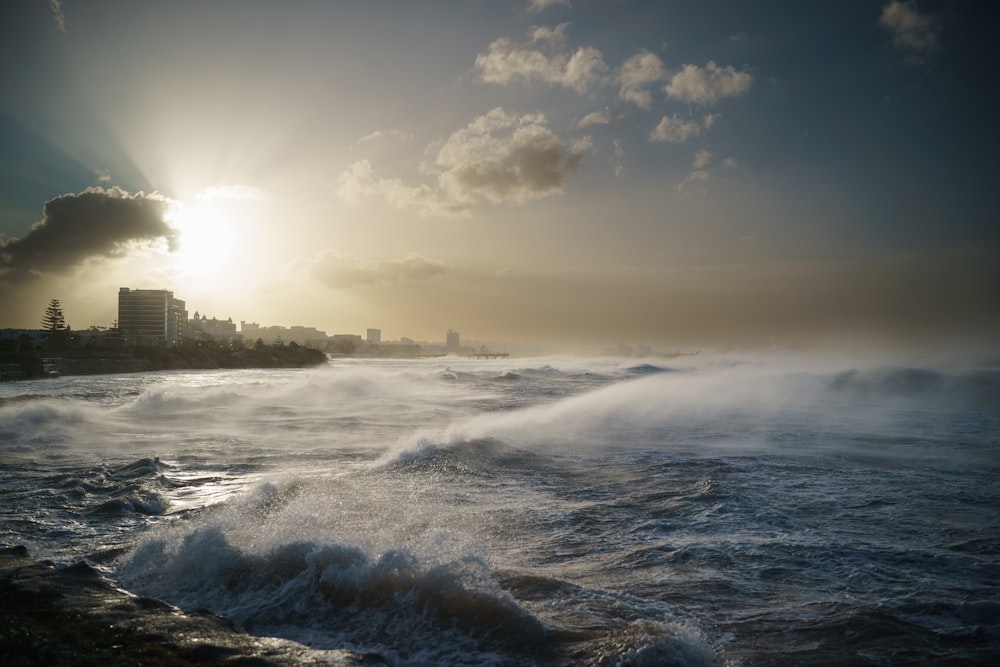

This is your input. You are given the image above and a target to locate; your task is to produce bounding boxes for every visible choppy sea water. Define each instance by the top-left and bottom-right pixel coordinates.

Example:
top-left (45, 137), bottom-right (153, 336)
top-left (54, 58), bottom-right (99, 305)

top-left (2, 353), bottom-right (998, 665)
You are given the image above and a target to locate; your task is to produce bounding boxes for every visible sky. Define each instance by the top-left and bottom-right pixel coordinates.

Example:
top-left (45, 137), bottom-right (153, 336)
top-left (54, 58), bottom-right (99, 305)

top-left (1, 0), bottom-right (997, 351)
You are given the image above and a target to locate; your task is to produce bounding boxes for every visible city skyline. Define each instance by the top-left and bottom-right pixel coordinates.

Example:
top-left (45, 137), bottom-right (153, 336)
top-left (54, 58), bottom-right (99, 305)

top-left (2, 289), bottom-right (454, 348)
top-left (2, 1), bottom-right (997, 352)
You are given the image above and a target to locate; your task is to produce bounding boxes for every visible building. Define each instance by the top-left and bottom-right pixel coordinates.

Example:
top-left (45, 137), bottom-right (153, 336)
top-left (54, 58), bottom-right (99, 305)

top-left (366, 328), bottom-right (381, 344)
top-left (241, 321), bottom-right (328, 347)
top-left (117, 288), bottom-right (188, 345)
top-left (190, 312), bottom-right (241, 342)
top-left (446, 329), bottom-right (460, 353)
top-left (329, 334), bottom-right (362, 354)
top-left (289, 326), bottom-right (328, 346)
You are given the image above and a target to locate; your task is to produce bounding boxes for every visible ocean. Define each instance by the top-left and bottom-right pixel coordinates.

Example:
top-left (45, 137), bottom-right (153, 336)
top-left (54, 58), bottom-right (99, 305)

top-left (2, 352), bottom-right (998, 665)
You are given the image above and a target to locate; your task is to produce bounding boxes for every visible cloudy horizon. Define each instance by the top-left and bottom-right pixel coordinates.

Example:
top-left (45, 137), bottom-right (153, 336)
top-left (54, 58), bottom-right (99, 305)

top-left (2, 0), bottom-right (997, 352)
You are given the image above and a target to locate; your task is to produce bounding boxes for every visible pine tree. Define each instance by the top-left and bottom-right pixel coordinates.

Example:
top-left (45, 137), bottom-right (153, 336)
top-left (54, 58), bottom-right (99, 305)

top-left (42, 299), bottom-right (67, 331)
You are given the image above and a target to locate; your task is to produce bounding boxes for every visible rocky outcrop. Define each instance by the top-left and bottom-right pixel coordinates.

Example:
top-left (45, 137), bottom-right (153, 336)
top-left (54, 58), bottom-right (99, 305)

top-left (0, 546), bottom-right (383, 666)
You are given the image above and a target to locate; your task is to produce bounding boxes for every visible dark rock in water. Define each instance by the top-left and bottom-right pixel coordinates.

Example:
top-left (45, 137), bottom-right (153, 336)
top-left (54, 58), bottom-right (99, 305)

top-left (0, 546), bottom-right (384, 666)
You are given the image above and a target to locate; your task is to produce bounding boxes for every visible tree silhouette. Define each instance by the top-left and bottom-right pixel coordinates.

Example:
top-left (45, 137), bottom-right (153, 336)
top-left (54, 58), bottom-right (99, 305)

top-left (42, 299), bottom-right (67, 331)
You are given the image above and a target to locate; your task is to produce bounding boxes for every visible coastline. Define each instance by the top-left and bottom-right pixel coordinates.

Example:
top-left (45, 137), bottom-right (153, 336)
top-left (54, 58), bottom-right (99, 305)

top-left (1, 341), bottom-right (329, 380)
top-left (0, 546), bottom-right (379, 666)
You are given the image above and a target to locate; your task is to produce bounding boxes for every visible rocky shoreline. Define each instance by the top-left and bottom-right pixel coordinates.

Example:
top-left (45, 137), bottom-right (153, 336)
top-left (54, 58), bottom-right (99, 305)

top-left (1, 341), bottom-right (329, 380)
top-left (0, 546), bottom-right (383, 666)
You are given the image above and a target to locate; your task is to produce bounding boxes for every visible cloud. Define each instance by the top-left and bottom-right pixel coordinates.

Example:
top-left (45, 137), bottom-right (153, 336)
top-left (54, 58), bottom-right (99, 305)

top-left (618, 51), bottom-right (667, 109)
top-left (665, 61), bottom-right (752, 104)
top-left (527, 0), bottom-right (570, 13)
top-left (879, 1), bottom-right (939, 54)
top-left (304, 251), bottom-right (446, 289)
top-left (337, 159), bottom-right (465, 217)
top-left (528, 24), bottom-right (567, 47)
top-left (678, 169), bottom-right (711, 194)
top-left (339, 108), bottom-right (592, 214)
top-left (474, 24), bottom-right (607, 93)
top-left (0, 187), bottom-right (175, 283)
top-left (649, 113), bottom-right (718, 143)
top-left (678, 150), bottom-right (739, 194)
top-left (577, 109), bottom-right (624, 128)
top-left (578, 110), bottom-right (611, 127)
top-left (692, 149), bottom-right (713, 169)
top-left (434, 108), bottom-right (592, 205)
top-left (49, 0), bottom-right (67, 32)
top-left (357, 129), bottom-right (414, 144)
top-left (612, 138), bottom-right (624, 179)
top-left (677, 150), bottom-right (715, 194)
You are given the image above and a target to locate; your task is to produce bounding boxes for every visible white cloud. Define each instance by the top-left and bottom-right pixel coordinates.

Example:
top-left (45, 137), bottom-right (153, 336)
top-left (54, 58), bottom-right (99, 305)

top-left (650, 115), bottom-right (702, 143)
top-left (665, 61), bottom-right (752, 104)
top-left (305, 251), bottom-right (446, 289)
top-left (577, 109), bottom-right (625, 128)
top-left (678, 168), bottom-right (711, 194)
top-left (337, 160), bottom-right (458, 216)
top-left (578, 109), bottom-right (610, 127)
top-left (563, 47), bottom-right (607, 92)
top-left (618, 51), bottom-right (667, 109)
top-left (692, 149), bottom-right (713, 169)
top-left (336, 160), bottom-right (379, 205)
top-left (879, 1), bottom-right (939, 54)
top-left (678, 151), bottom-right (741, 193)
top-left (678, 148), bottom-right (713, 194)
top-left (357, 129), bottom-right (413, 144)
top-left (475, 24), bottom-right (607, 93)
top-left (578, 111), bottom-right (609, 128)
top-left (527, 0), bottom-right (570, 13)
top-left (435, 108), bottom-right (592, 205)
top-left (338, 108), bottom-right (592, 215)
top-left (649, 114), bottom-right (718, 143)
top-left (529, 23), bottom-right (568, 47)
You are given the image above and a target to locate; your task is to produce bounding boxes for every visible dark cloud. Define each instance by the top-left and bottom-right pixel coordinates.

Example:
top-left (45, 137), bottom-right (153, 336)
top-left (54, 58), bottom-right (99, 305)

top-left (879, 1), bottom-right (940, 55)
top-left (0, 187), bottom-right (175, 283)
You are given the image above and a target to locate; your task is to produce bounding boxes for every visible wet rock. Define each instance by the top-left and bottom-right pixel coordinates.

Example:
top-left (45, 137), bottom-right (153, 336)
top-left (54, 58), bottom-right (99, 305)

top-left (0, 546), bottom-right (384, 666)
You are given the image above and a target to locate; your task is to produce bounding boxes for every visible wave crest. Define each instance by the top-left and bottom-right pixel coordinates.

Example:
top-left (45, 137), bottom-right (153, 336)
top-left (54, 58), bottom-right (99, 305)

top-left (117, 526), bottom-right (549, 662)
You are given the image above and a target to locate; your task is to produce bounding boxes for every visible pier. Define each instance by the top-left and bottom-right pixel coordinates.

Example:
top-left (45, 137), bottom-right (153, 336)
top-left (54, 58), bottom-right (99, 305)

top-left (468, 352), bottom-right (509, 359)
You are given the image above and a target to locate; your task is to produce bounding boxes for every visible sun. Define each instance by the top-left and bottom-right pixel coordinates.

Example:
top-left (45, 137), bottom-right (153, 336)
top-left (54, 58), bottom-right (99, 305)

top-left (155, 184), bottom-right (270, 306)
top-left (165, 201), bottom-right (235, 274)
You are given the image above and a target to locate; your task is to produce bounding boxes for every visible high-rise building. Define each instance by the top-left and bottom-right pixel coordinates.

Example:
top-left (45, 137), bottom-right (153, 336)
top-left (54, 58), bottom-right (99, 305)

top-left (117, 288), bottom-right (188, 345)
top-left (367, 328), bottom-right (381, 344)
top-left (446, 329), bottom-right (460, 352)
